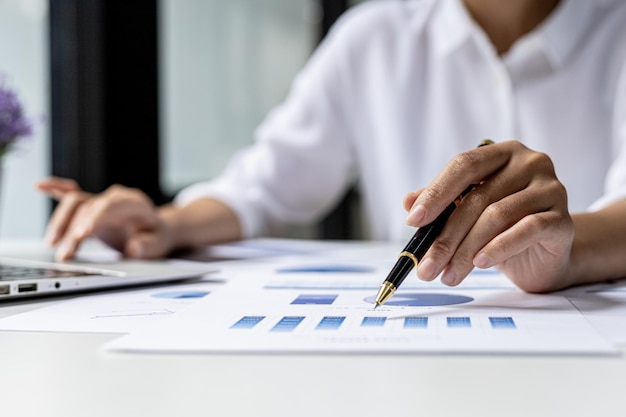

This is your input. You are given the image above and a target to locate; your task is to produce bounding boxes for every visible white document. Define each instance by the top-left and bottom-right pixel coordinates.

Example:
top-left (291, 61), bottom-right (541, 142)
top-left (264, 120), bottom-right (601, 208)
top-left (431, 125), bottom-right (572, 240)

top-left (210, 241), bottom-right (517, 293)
top-left (567, 283), bottom-right (626, 345)
top-left (106, 284), bottom-right (617, 356)
top-left (0, 281), bottom-right (220, 334)
top-left (0, 238), bottom-right (353, 334)
top-left (176, 238), bottom-right (360, 262)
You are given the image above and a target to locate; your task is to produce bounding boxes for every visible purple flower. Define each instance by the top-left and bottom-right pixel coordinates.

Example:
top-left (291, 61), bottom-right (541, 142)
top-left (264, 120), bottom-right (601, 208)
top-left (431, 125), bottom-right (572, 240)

top-left (0, 83), bottom-right (33, 156)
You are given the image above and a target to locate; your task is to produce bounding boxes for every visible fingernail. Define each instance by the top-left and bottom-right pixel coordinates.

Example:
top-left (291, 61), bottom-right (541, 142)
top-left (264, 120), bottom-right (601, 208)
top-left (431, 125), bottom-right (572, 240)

top-left (76, 223), bottom-right (93, 238)
top-left (56, 243), bottom-right (70, 261)
top-left (474, 252), bottom-right (492, 268)
top-left (406, 204), bottom-right (426, 226)
top-left (441, 269), bottom-right (457, 286)
top-left (129, 241), bottom-right (144, 258)
top-left (45, 231), bottom-right (57, 246)
top-left (417, 258), bottom-right (436, 281)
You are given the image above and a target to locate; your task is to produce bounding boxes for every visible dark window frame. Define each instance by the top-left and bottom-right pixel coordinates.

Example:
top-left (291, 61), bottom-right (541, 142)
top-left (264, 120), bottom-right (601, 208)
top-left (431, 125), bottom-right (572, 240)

top-left (49, 0), bottom-right (357, 238)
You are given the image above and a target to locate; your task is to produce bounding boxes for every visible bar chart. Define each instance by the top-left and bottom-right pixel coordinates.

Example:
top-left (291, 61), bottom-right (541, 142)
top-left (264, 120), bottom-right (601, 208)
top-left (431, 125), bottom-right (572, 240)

top-left (105, 287), bottom-right (618, 356)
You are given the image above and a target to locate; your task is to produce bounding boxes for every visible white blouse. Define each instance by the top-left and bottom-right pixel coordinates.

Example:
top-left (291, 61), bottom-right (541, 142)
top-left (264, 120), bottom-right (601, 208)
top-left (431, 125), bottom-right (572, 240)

top-left (176, 0), bottom-right (626, 242)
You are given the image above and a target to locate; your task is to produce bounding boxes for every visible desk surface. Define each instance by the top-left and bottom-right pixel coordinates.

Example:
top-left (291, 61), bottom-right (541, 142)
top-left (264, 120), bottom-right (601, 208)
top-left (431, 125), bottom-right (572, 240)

top-left (1, 241), bottom-right (625, 417)
top-left (1, 319), bottom-right (624, 417)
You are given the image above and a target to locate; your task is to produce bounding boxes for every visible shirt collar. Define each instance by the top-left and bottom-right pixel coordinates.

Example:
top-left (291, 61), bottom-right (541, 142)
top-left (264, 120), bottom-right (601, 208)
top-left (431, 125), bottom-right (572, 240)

top-left (538, 0), bottom-right (595, 68)
top-left (429, 0), bottom-right (474, 58)
top-left (429, 0), bottom-right (596, 69)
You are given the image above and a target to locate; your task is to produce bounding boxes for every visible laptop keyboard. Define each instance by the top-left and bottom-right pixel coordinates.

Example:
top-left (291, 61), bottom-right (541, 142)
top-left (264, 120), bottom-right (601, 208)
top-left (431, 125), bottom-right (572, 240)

top-left (0, 264), bottom-right (103, 281)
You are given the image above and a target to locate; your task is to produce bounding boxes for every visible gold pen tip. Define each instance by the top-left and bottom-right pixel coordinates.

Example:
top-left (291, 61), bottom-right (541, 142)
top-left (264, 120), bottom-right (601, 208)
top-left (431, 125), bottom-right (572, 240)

top-left (372, 303), bottom-right (379, 310)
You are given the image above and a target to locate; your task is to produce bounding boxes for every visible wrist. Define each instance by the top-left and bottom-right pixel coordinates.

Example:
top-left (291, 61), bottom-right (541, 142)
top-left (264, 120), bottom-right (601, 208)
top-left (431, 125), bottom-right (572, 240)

top-left (156, 204), bottom-right (187, 252)
top-left (156, 198), bottom-right (242, 251)
top-left (567, 205), bottom-right (626, 286)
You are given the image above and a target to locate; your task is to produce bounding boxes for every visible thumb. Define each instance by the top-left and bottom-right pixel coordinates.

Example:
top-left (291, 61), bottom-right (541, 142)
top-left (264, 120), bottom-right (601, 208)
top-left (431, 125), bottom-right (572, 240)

top-left (124, 231), bottom-right (169, 259)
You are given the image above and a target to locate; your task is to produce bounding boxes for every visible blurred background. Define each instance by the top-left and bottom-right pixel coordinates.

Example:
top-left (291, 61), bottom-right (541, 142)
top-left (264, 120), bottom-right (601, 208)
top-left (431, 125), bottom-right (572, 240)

top-left (0, 0), bottom-right (370, 242)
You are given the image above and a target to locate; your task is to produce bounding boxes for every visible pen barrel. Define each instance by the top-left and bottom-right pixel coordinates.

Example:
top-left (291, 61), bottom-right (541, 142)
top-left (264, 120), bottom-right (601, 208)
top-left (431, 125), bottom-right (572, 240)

top-left (402, 200), bottom-right (457, 260)
top-left (403, 140), bottom-right (492, 264)
top-left (384, 200), bottom-right (456, 288)
top-left (377, 140), bottom-right (493, 303)
top-left (383, 256), bottom-right (415, 288)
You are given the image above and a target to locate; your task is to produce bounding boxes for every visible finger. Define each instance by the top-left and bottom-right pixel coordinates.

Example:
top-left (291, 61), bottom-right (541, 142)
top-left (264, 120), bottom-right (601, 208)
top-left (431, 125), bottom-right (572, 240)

top-left (403, 189), bottom-right (423, 213)
top-left (474, 211), bottom-right (566, 268)
top-left (45, 191), bottom-right (91, 246)
top-left (442, 190), bottom-right (548, 285)
top-left (36, 177), bottom-right (81, 200)
top-left (443, 179), bottom-right (565, 286)
top-left (89, 188), bottom-right (157, 231)
top-left (415, 161), bottom-right (533, 282)
top-left (54, 200), bottom-right (104, 261)
top-left (37, 177), bottom-right (80, 191)
top-left (477, 210), bottom-right (573, 294)
top-left (408, 141), bottom-right (518, 227)
top-left (441, 151), bottom-right (563, 284)
top-left (125, 231), bottom-right (168, 259)
top-left (55, 223), bottom-right (93, 262)
top-left (55, 235), bottom-right (83, 262)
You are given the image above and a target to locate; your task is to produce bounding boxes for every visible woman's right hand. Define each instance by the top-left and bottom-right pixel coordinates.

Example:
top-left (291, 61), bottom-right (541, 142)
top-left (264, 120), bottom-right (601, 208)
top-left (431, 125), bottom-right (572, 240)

top-left (36, 177), bottom-right (174, 261)
top-left (402, 140), bottom-right (575, 293)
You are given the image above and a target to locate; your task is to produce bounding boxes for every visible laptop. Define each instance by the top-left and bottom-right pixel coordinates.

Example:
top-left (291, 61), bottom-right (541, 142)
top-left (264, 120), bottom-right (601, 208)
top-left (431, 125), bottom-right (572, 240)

top-left (0, 243), bottom-right (214, 300)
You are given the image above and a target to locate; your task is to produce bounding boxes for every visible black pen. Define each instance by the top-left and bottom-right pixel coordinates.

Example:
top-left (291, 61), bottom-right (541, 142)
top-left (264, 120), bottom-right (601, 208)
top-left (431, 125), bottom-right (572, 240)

top-left (373, 139), bottom-right (494, 308)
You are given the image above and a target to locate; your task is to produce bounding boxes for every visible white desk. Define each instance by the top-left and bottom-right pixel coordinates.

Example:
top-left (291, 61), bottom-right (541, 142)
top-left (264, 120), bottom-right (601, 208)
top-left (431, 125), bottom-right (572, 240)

top-left (1, 241), bottom-right (625, 417)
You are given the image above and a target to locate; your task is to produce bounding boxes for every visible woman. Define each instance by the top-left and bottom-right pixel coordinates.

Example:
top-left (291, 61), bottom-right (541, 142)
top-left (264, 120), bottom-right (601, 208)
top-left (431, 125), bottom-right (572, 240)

top-left (38, 0), bottom-right (626, 292)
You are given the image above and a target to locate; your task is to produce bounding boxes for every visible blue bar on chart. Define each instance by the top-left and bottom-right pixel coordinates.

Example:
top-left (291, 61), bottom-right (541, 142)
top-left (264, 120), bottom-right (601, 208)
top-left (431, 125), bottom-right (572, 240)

top-left (316, 316), bottom-right (346, 330)
top-left (361, 317), bottom-right (387, 327)
top-left (404, 317), bottom-right (429, 329)
top-left (489, 317), bottom-right (517, 329)
top-left (291, 294), bottom-right (338, 305)
top-left (152, 291), bottom-right (210, 299)
top-left (230, 316), bottom-right (266, 329)
top-left (270, 316), bottom-right (306, 332)
top-left (447, 317), bottom-right (471, 328)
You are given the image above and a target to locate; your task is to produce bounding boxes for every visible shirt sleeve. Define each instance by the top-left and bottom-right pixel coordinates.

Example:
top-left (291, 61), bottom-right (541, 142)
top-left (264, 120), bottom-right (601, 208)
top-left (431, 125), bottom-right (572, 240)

top-left (174, 13), bottom-right (360, 238)
top-left (589, 57), bottom-right (626, 211)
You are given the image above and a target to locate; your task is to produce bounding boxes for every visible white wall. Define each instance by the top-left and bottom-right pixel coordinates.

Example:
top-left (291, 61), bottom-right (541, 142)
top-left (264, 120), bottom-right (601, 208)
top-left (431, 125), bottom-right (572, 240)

top-left (0, 0), bottom-right (320, 240)
top-left (0, 0), bottom-right (49, 239)
top-left (159, 0), bottom-right (320, 193)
